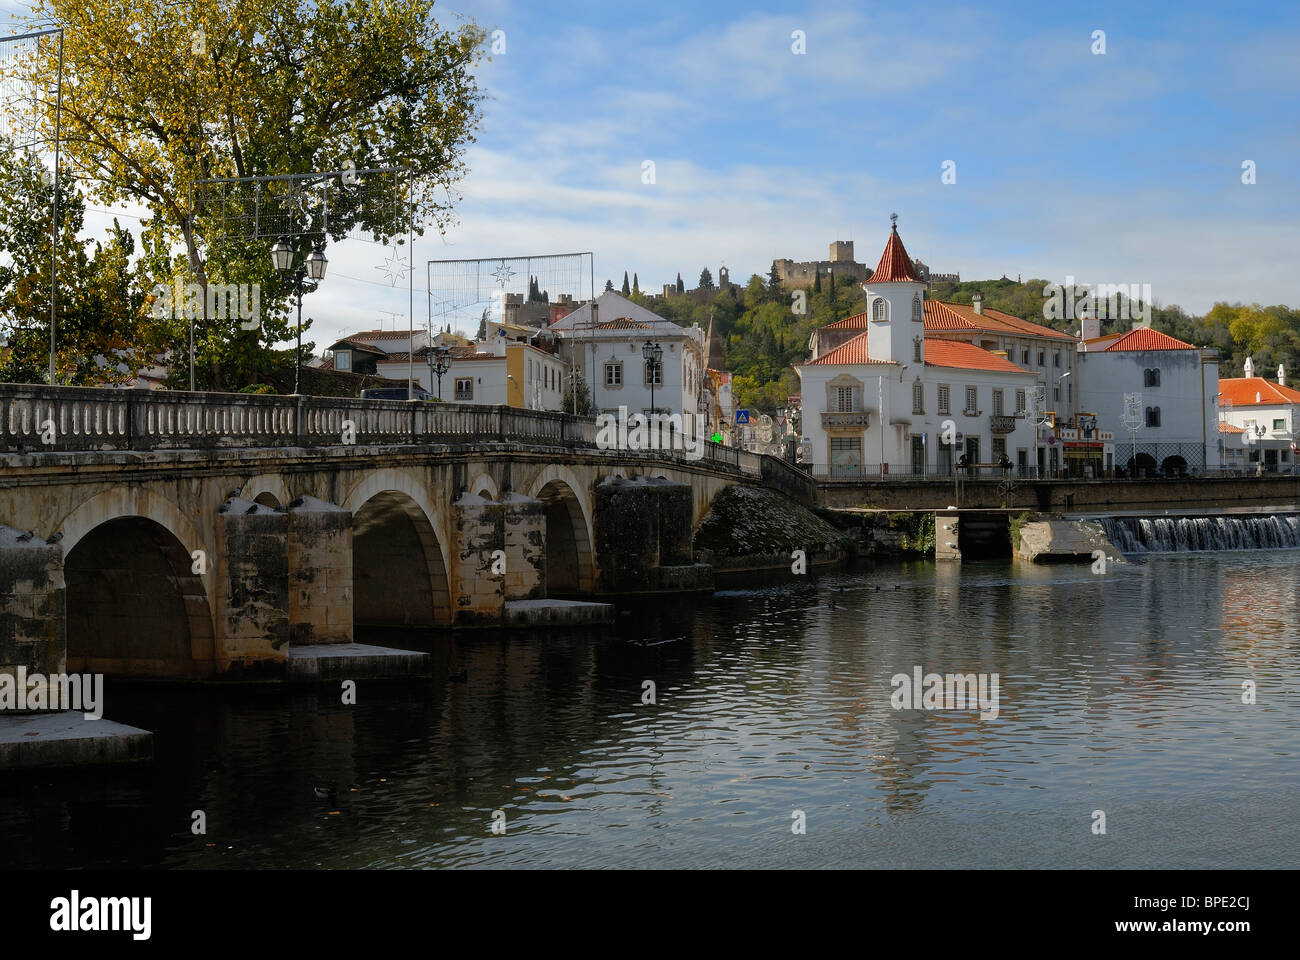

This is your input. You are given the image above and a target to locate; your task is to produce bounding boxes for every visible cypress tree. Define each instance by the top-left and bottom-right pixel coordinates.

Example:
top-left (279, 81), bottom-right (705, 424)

top-left (621, 271), bottom-right (630, 296)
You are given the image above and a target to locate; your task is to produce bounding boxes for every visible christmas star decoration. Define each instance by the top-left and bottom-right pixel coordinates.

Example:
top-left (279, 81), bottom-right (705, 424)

top-left (377, 247), bottom-right (412, 287)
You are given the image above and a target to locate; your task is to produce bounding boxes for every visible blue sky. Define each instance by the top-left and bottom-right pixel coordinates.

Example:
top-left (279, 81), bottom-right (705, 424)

top-left (4, 0), bottom-right (1299, 345)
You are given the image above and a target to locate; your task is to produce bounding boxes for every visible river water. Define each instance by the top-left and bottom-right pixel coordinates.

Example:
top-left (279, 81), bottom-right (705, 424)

top-left (3, 552), bottom-right (1298, 869)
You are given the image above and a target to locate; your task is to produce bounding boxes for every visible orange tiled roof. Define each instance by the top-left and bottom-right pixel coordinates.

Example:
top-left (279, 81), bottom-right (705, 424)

top-left (824, 312), bottom-right (871, 329)
top-left (924, 300), bottom-right (1074, 340)
top-left (924, 339), bottom-right (1033, 373)
top-left (1218, 377), bottom-right (1300, 406)
top-left (1100, 328), bottom-right (1195, 351)
top-left (864, 225), bottom-right (921, 283)
top-left (800, 331), bottom-right (897, 366)
top-left (1219, 422), bottom-right (1245, 434)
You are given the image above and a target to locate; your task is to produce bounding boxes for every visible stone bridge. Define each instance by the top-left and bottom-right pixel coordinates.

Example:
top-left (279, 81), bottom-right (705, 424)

top-left (0, 385), bottom-right (814, 682)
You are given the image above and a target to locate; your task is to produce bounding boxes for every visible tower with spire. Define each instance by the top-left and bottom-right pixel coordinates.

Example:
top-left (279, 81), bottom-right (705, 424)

top-left (863, 214), bottom-right (926, 366)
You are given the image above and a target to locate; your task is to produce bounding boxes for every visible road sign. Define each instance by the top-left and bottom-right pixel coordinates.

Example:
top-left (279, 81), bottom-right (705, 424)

top-left (735, 409), bottom-right (750, 424)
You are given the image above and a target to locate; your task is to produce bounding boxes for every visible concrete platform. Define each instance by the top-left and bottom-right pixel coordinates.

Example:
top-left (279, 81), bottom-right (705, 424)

top-left (502, 599), bottom-right (615, 627)
top-left (287, 643), bottom-right (432, 681)
top-left (0, 713), bottom-right (153, 770)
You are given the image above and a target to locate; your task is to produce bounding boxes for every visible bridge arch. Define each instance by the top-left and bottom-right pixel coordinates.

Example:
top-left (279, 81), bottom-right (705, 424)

top-left (345, 472), bottom-right (452, 627)
top-left (466, 471), bottom-right (500, 501)
top-left (527, 466), bottom-right (595, 594)
top-left (61, 505), bottom-right (216, 678)
top-left (242, 473), bottom-right (292, 510)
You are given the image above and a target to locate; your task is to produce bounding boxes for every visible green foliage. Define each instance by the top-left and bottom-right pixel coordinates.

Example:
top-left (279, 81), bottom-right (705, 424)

top-left (1009, 511), bottom-right (1035, 551)
top-left (886, 512), bottom-right (935, 554)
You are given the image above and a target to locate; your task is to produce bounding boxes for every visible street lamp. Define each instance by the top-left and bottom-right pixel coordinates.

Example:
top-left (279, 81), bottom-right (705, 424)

top-left (272, 237), bottom-right (327, 395)
top-left (426, 345), bottom-right (452, 400)
top-left (642, 339), bottom-right (663, 415)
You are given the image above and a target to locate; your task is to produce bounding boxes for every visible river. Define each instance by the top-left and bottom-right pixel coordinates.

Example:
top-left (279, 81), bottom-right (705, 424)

top-left (3, 551), bottom-right (1298, 869)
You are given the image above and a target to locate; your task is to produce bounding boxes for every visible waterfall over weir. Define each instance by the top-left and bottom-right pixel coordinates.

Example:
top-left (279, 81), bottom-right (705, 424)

top-left (1099, 514), bottom-right (1300, 553)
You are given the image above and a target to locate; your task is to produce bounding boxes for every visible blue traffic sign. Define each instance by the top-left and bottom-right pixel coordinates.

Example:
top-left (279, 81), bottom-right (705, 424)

top-left (735, 409), bottom-right (750, 424)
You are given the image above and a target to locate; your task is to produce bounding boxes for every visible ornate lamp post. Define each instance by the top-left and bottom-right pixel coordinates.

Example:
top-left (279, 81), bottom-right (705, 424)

top-left (271, 237), bottom-right (328, 395)
top-left (426, 345), bottom-right (452, 400)
top-left (642, 339), bottom-right (663, 414)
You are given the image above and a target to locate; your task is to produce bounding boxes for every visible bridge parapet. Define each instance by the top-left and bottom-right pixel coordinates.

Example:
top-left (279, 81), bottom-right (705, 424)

top-left (0, 384), bottom-right (599, 453)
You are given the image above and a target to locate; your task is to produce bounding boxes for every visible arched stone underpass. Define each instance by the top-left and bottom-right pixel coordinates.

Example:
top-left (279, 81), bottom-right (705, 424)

top-left (65, 517), bottom-right (215, 678)
top-left (352, 491), bottom-right (451, 627)
top-left (536, 479), bottom-right (594, 595)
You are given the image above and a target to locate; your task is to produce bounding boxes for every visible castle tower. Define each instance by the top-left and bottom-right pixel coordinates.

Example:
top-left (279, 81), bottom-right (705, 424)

top-left (862, 214), bottom-right (926, 365)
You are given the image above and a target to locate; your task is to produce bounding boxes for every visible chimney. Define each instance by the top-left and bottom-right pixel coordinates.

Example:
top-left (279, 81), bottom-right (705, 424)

top-left (971, 291), bottom-right (983, 315)
top-left (1081, 317), bottom-right (1101, 341)
top-left (1278, 363), bottom-right (1286, 387)
top-left (1244, 356), bottom-right (1254, 378)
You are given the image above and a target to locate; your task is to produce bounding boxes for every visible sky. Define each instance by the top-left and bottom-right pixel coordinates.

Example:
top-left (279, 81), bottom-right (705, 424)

top-left (3, 0), bottom-right (1299, 349)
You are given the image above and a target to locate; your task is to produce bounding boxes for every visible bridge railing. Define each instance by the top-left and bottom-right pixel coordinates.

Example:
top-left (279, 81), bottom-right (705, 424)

top-left (0, 383), bottom-right (615, 454)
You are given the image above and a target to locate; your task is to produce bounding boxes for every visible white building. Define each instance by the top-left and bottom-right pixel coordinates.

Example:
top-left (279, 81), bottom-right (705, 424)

top-left (375, 335), bottom-right (568, 411)
top-left (550, 292), bottom-right (706, 419)
top-left (1218, 361), bottom-right (1299, 473)
top-left (795, 221), bottom-right (1038, 476)
top-left (1075, 326), bottom-right (1221, 476)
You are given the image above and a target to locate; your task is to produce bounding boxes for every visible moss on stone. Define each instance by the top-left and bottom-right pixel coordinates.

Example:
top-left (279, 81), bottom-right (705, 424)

top-left (693, 485), bottom-right (853, 568)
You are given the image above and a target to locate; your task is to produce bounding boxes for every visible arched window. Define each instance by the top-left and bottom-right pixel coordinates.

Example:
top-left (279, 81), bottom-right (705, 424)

top-left (913, 337), bottom-right (922, 363)
top-left (912, 295), bottom-right (923, 322)
top-left (1144, 368), bottom-right (1161, 387)
top-left (872, 297), bottom-right (887, 322)
top-left (1145, 406), bottom-right (1161, 428)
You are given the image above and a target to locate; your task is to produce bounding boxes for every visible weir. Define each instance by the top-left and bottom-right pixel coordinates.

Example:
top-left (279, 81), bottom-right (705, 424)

top-left (1097, 513), bottom-right (1300, 553)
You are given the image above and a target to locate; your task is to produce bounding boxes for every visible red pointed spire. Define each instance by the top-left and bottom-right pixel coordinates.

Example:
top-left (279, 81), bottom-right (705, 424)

top-left (867, 215), bottom-right (921, 283)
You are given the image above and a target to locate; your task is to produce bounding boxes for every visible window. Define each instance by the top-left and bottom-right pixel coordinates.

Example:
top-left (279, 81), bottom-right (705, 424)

top-left (992, 437), bottom-right (1007, 459)
top-left (992, 389), bottom-right (1004, 416)
top-left (1274, 418), bottom-right (1286, 430)
top-left (454, 377), bottom-right (473, 401)
top-left (913, 338), bottom-right (922, 363)
top-left (938, 384), bottom-right (951, 415)
top-left (1053, 386), bottom-right (1060, 402)
top-left (1015, 389), bottom-right (1027, 413)
top-left (872, 298), bottom-right (887, 321)
top-left (1067, 382), bottom-right (1072, 403)
top-left (836, 386), bottom-right (854, 412)
top-left (912, 381), bottom-right (924, 414)
top-left (1054, 351), bottom-right (1061, 368)
top-left (335, 349), bottom-right (352, 372)
top-left (644, 360), bottom-right (663, 386)
top-left (605, 362), bottom-right (623, 386)
top-left (1144, 368), bottom-right (1161, 388)
top-left (912, 295), bottom-right (922, 322)
top-left (830, 436), bottom-right (862, 471)
top-left (964, 386), bottom-right (978, 416)
top-left (1146, 406), bottom-right (1161, 428)
top-left (1021, 348), bottom-right (1030, 366)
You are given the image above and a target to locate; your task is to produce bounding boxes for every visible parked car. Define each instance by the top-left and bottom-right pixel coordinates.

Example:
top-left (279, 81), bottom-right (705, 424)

top-left (359, 385), bottom-right (432, 401)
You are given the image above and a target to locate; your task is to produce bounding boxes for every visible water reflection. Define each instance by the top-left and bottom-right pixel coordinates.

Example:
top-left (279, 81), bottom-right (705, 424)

top-left (2, 553), bottom-right (1297, 869)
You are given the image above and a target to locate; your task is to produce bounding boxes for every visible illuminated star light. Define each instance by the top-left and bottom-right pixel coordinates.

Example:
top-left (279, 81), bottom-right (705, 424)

top-left (490, 260), bottom-right (516, 288)
top-left (377, 247), bottom-right (413, 287)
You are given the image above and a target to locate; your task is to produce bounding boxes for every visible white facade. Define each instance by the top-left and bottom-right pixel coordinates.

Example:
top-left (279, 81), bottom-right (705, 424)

top-left (1075, 332), bottom-right (1221, 474)
top-left (1217, 365), bottom-right (1299, 472)
top-left (376, 337), bottom-right (569, 411)
top-left (552, 292), bottom-right (706, 418)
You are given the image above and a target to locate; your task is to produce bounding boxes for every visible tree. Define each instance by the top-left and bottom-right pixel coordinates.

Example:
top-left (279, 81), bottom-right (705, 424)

top-left (604, 279), bottom-right (615, 293)
top-left (767, 262), bottom-right (783, 300)
top-left (699, 267), bottom-right (714, 290)
top-left (676, 272), bottom-right (684, 294)
top-left (621, 271), bottom-right (630, 296)
top-left (22, 0), bottom-right (486, 390)
top-left (0, 142), bottom-right (164, 384)
top-left (813, 268), bottom-right (821, 293)
top-left (633, 272), bottom-right (639, 295)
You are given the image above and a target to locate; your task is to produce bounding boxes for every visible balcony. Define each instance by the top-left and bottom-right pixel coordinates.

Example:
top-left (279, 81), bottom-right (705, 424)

top-left (821, 410), bottom-right (871, 430)
top-left (989, 415), bottom-right (1016, 435)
